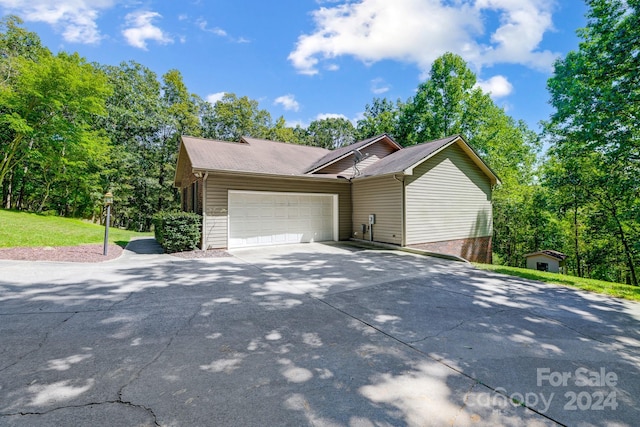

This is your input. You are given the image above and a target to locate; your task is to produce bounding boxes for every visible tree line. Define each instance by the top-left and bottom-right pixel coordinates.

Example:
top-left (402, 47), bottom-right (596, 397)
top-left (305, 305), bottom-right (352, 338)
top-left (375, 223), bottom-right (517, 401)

top-left (1, 0), bottom-right (638, 284)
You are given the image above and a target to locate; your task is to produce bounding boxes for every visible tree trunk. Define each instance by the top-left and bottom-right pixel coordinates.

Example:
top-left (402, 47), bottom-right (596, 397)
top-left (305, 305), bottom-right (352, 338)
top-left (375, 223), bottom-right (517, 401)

top-left (605, 195), bottom-right (638, 286)
top-left (573, 190), bottom-right (582, 277)
top-left (615, 221), bottom-right (638, 286)
top-left (37, 182), bottom-right (51, 213)
top-left (0, 134), bottom-right (25, 189)
top-left (4, 172), bottom-right (12, 209)
top-left (16, 140), bottom-right (34, 211)
top-left (157, 163), bottom-right (165, 211)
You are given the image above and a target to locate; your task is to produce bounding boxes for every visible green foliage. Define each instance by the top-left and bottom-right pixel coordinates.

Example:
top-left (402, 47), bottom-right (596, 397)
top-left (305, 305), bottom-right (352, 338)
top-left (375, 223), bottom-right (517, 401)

top-left (97, 64), bottom-right (199, 230)
top-left (1, 15), bottom-right (636, 285)
top-left (152, 211), bottom-right (201, 253)
top-left (266, 116), bottom-right (306, 144)
top-left (544, 0), bottom-right (639, 285)
top-left (0, 31), bottom-right (112, 217)
top-left (307, 117), bottom-right (356, 149)
top-left (201, 93), bottom-right (272, 141)
top-left (0, 15), bottom-right (44, 81)
top-left (474, 263), bottom-right (640, 302)
top-left (0, 209), bottom-right (151, 247)
top-left (99, 61), bottom-right (165, 230)
top-left (356, 98), bottom-right (403, 140)
top-left (398, 52), bottom-right (490, 145)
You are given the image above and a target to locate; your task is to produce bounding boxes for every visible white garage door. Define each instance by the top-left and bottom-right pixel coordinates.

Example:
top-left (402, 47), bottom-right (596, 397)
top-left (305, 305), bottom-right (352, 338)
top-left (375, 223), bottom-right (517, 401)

top-left (228, 191), bottom-right (338, 248)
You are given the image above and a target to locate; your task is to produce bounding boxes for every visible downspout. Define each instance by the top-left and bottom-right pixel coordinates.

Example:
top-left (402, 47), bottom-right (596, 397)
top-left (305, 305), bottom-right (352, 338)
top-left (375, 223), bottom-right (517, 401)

top-left (393, 174), bottom-right (405, 246)
top-left (338, 175), bottom-right (352, 242)
top-left (201, 172), bottom-right (208, 250)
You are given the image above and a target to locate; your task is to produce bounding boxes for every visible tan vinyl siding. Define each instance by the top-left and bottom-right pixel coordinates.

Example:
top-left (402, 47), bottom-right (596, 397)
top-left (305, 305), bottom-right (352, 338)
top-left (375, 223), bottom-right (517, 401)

top-left (352, 175), bottom-right (403, 245)
top-left (176, 153), bottom-right (202, 212)
top-left (405, 144), bottom-right (492, 245)
top-left (316, 141), bottom-right (396, 176)
top-left (204, 174), bottom-right (351, 249)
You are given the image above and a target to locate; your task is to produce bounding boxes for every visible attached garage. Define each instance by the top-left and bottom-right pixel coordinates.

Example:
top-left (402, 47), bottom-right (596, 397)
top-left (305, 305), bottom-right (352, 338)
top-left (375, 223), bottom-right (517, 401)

top-left (228, 191), bottom-right (338, 248)
top-left (175, 134), bottom-right (499, 262)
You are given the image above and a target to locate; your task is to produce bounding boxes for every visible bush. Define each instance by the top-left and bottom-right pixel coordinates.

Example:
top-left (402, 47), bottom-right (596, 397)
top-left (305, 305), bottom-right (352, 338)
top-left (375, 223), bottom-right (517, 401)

top-left (152, 211), bottom-right (201, 253)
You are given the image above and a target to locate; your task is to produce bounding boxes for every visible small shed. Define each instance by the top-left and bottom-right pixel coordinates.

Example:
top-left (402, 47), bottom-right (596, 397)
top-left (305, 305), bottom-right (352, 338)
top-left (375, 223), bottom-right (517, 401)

top-left (524, 250), bottom-right (567, 274)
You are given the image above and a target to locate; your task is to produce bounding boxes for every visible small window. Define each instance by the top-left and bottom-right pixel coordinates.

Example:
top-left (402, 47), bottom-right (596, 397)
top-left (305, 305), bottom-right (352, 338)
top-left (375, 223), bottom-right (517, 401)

top-left (191, 181), bottom-right (198, 213)
top-left (537, 262), bottom-right (549, 272)
top-left (182, 187), bottom-right (188, 211)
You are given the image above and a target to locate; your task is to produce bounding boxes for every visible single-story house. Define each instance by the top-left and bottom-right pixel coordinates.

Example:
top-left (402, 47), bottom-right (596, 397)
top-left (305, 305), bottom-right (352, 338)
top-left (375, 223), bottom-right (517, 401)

top-left (174, 133), bottom-right (500, 263)
top-left (524, 250), bottom-right (567, 274)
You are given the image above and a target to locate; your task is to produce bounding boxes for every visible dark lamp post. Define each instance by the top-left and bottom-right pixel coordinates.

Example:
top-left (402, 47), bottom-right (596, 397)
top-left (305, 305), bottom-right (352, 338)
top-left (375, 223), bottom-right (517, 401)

top-left (103, 192), bottom-right (113, 256)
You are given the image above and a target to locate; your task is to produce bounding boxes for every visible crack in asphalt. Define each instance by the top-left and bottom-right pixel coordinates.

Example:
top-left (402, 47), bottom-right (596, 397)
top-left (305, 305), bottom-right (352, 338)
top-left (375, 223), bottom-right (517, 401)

top-left (108, 291), bottom-right (135, 311)
top-left (0, 312), bottom-right (77, 373)
top-left (406, 308), bottom-right (515, 344)
top-left (528, 311), bottom-right (609, 345)
top-left (312, 295), bottom-right (567, 427)
top-left (406, 319), bottom-right (467, 343)
top-left (116, 304), bottom-right (202, 410)
top-left (0, 400), bottom-right (159, 425)
top-left (0, 301), bottom-right (199, 425)
top-left (0, 309), bottom-right (107, 316)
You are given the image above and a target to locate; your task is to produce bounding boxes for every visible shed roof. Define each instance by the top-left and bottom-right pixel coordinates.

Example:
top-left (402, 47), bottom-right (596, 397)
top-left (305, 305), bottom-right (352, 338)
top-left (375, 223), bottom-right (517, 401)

top-left (524, 250), bottom-right (568, 261)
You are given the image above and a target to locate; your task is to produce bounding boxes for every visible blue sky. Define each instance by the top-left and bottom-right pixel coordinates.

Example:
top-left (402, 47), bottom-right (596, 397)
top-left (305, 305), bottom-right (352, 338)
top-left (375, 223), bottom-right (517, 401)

top-left (0, 0), bottom-right (588, 134)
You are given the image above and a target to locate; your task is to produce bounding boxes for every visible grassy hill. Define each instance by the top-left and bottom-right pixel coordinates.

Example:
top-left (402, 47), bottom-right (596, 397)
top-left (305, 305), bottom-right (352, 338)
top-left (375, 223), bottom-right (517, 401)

top-left (0, 209), bottom-right (152, 248)
top-left (475, 263), bottom-right (640, 302)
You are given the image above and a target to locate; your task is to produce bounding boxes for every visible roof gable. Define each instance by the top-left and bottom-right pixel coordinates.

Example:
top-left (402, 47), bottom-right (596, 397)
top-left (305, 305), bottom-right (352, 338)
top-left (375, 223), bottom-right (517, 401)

top-left (356, 135), bottom-right (500, 185)
top-left (305, 134), bottom-right (402, 174)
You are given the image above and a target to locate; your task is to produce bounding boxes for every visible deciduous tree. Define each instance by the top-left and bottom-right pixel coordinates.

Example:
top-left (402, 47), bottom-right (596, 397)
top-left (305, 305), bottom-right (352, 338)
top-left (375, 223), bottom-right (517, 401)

top-left (201, 93), bottom-right (272, 141)
top-left (545, 0), bottom-right (639, 285)
top-left (307, 117), bottom-right (356, 149)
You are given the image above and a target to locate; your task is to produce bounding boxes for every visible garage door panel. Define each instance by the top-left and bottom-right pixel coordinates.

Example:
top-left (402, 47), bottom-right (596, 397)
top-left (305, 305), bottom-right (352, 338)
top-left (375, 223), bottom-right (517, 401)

top-left (229, 191), bottom-right (336, 248)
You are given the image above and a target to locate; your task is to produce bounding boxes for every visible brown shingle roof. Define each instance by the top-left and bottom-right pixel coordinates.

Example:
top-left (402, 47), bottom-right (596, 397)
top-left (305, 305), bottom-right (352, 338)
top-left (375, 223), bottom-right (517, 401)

top-left (355, 134), bottom-right (500, 185)
top-left (524, 250), bottom-right (568, 261)
top-left (178, 134), bottom-right (499, 185)
top-left (357, 135), bottom-right (458, 177)
top-left (182, 136), bottom-right (330, 176)
top-left (304, 134), bottom-right (401, 173)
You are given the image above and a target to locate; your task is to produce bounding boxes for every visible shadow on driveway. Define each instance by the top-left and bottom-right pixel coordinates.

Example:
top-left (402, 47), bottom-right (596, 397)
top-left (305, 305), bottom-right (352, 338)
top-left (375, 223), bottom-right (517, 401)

top-left (0, 243), bottom-right (638, 426)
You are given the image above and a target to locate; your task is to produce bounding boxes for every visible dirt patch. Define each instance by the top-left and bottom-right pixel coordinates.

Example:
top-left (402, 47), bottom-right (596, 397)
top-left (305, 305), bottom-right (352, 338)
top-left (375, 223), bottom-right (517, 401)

top-left (0, 244), bottom-right (124, 263)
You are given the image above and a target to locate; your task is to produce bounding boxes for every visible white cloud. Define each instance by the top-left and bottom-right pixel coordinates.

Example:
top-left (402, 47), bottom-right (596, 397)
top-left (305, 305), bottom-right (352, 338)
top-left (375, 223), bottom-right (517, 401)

top-left (475, 0), bottom-right (558, 69)
top-left (287, 119), bottom-right (307, 128)
top-left (196, 18), bottom-right (227, 37)
top-left (0, 0), bottom-right (115, 44)
top-left (315, 113), bottom-right (349, 121)
top-left (206, 92), bottom-right (226, 104)
top-left (122, 11), bottom-right (173, 50)
top-left (476, 75), bottom-right (513, 98)
top-left (274, 94), bottom-right (300, 112)
top-left (195, 17), bottom-right (250, 43)
top-left (288, 0), bottom-right (558, 76)
top-left (371, 77), bottom-right (390, 94)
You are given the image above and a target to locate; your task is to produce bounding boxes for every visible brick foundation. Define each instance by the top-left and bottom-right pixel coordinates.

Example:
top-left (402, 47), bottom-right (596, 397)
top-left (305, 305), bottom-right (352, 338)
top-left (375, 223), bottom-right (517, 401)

top-left (408, 236), bottom-right (492, 263)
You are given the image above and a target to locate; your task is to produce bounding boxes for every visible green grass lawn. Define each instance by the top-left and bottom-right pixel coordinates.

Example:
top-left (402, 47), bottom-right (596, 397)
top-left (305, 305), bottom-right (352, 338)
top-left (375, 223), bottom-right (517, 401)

top-left (0, 209), bottom-right (152, 248)
top-left (474, 263), bottom-right (640, 302)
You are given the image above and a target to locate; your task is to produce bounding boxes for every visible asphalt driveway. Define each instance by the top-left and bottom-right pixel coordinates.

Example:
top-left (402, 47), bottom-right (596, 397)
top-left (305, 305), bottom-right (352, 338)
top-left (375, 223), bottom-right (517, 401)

top-left (0, 240), bottom-right (638, 426)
